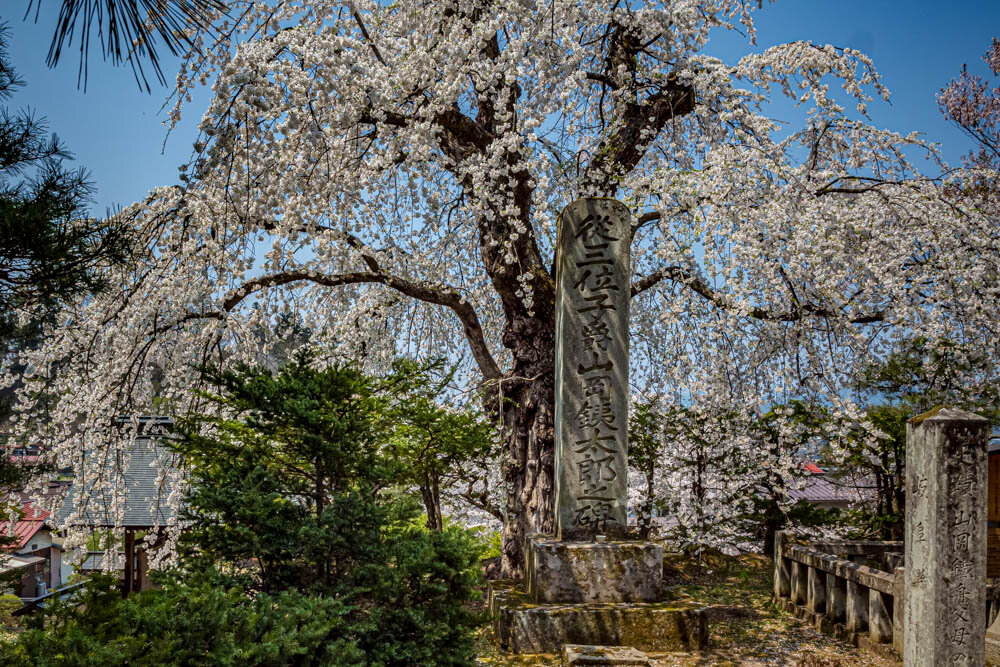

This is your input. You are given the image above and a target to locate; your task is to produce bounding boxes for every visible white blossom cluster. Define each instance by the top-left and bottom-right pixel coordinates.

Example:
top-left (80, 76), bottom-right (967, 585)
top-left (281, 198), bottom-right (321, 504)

top-left (6, 1), bottom-right (1000, 551)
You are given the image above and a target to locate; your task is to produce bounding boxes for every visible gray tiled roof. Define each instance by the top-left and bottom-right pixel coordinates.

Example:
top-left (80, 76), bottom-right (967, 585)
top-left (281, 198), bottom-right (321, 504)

top-left (55, 418), bottom-right (181, 529)
top-left (788, 474), bottom-right (875, 504)
top-left (79, 551), bottom-right (123, 571)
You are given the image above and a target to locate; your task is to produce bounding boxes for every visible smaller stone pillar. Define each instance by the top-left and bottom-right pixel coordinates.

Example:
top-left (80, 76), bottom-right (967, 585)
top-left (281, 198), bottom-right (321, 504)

top-left (773, 531), bottom-right (790, 599)
top-left (868, 589), bottom-right (893, 644)
top-left (806, 566), bottom-right (825, 614)
top-left (791, 560), bottom-right (807, 605)
top-left (846, 581), bottom-right (868, 634)
top-left (892, 566), bottom-right (905, 656)
top-left (826, 573), bottom-right (846, 623)
top-left (904, 407), bottom-right (988, 667)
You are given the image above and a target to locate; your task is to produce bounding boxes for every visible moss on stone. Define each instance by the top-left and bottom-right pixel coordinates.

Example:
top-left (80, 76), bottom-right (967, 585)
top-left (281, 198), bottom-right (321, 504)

top-left (492, 592), bottom-right (708, 653)
top-left (909, 404), bottom-right (950, 424)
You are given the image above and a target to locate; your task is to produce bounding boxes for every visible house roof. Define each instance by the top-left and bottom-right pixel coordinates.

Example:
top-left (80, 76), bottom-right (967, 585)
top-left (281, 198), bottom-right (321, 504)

top-left (803, 462), bottom-right (824, 474)
top-left (55, 418), bottom-right (180, 529)
top-left (79, 551), bottom-right (123, 571)
top-left (0, 554), bottom-right (45, 574)
top-left (788, 474), bottom-right (874, 504)
top-left (0, 503), bottom-right (51, 552)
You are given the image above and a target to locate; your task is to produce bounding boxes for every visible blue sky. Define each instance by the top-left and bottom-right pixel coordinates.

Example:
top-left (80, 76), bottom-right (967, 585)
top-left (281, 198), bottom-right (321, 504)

top-left (3, 1), bottom-right (999, 213)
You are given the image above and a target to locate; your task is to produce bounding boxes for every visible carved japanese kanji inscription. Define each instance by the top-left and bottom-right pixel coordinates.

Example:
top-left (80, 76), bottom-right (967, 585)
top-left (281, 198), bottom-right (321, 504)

top-left (553, 199), bottom-right (630, 540)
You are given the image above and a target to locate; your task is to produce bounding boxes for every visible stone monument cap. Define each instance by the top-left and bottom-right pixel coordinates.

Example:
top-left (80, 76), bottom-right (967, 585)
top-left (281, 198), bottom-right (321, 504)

top-left (908, 405), bottom-right (989, 424)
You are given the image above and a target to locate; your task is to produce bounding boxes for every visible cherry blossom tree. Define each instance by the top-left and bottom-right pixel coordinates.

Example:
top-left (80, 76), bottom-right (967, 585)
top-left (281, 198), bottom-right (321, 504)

top-left (12, 1), bottom-right (1000, 577)
top-left (938, 38), bottom-right (1000, 215)
top-left (939, 38), bottom-right (1000, 172)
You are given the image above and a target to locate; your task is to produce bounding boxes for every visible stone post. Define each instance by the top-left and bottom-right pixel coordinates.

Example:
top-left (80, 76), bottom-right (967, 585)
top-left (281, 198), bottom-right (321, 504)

top-left (553, 199), bottom-right (630, 540)
top-left (826, 572), bottom-right (846, 623)
top-left (773, 531), bottom-right (791, 599)
top-left (892, 566), bottom-right (905, 656)
top-left (806, 566), bottom-right (825, 614)
top-left (904, 407), bottom-right (989, 667)
top-left (868, 588), bottom-right (893, 644)
top-left (846, 581), bottom-right (868, 634)
top-left (791, 560), bottom-right (807, 606)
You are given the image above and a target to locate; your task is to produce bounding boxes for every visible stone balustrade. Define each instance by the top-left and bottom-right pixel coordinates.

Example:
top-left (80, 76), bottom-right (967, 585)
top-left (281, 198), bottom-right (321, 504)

top-left (775, 530), bottom-right (1000, 661)
top-left (774, 532), bottom-right (901, 659)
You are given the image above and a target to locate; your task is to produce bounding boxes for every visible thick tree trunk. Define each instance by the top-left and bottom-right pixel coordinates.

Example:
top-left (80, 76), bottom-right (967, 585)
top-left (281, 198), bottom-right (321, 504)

top-left (491, 316), bottom-right (556, 579)
top-left (420, 484), bottom-right (442, 533)
top-left (421, 478), bottom-right (443, 532)
top-left (638, 464), bottom-right (654, 539)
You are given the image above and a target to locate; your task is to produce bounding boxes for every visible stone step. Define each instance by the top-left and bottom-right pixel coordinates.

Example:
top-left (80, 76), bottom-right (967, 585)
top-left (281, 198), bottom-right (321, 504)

top-left (491, 587), bottom-right (708, 654)
top-left (563, 644), bottom-right (652, 666)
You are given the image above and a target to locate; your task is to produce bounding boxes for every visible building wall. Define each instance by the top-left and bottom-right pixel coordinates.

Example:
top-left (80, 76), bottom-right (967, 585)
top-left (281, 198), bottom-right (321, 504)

top-left (48, 547), bottom-right (61, 588)
top-left (15, 527), bottom-right (53, 555)
top-left (17, 561), bottom-right (44, 598)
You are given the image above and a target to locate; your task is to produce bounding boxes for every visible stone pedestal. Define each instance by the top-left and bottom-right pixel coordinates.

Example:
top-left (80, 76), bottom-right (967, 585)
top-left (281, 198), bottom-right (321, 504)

top-left (492, 538), bottom-right (707, 655)
top-left (526, 538), bottom-right (662, 603)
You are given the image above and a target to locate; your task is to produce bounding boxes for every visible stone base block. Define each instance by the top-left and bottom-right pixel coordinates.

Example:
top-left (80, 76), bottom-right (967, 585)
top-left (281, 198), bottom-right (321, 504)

top-left (563, 644), bottom-right (651, 666)
top-left (526, 538), bottom-right (663, 603)
top-left (491, 581), bottom-right (706, 654)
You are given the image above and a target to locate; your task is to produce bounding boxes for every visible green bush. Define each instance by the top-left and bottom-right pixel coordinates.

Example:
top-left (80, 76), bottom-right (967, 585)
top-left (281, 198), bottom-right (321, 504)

top-left (0, 573), bottom-right (364, 666)
top-left (0, 594), bottom-right (21, 629)
top-left (1, 352), bottom-right (485, 665)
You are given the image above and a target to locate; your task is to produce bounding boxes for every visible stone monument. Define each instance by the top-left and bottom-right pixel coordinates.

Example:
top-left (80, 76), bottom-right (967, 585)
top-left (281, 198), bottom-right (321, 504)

top-left (490, 199), bottom-right (707, 656)
top-left (553, 198), bottom-right (630, 540)
top-left (904, 407), bottom-right (989, 667)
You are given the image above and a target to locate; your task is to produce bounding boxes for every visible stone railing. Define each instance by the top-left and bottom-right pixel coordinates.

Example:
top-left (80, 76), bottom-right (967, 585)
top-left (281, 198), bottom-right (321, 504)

top-left (774, 531), bottom-right (1000, 660)
top-left (773, 531), bottom-right (904, 659)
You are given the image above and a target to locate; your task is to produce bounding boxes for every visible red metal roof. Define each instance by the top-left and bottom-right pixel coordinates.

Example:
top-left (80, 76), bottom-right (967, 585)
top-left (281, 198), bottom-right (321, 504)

top-left (803, 462), bottom-right (824, 474)
top-left (0, 503), bottom-right (51, 552)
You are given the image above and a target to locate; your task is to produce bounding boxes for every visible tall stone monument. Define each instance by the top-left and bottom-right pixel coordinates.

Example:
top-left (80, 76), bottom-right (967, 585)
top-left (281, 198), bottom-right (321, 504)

top-left (489, 198), bottom-right (707, 655)
top-left (904, 407), bottom-right (988, 667)
top-left (554, 198), bottom-right (630, 539)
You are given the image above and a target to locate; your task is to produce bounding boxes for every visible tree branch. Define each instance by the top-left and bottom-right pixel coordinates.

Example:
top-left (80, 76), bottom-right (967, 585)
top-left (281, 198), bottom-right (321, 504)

top-left (361, 80), bottom-right (553, 331)
top-left (585, 71), bottom-right (620, 90)
top-left (582, 82), bottom-right (695, 195)
top-left (348, 1), bottom-right (387, 66)
top-left (813, 175), bottom-right (940, 196)
top-left (630, 265), bottom-right (884, 324)
top-left (164, 270), bottom-right (502, 382)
